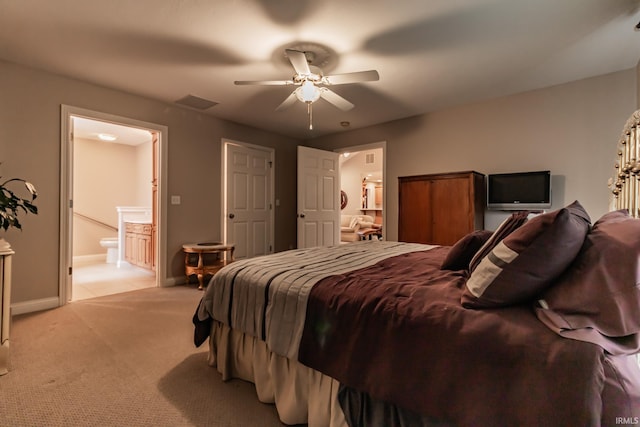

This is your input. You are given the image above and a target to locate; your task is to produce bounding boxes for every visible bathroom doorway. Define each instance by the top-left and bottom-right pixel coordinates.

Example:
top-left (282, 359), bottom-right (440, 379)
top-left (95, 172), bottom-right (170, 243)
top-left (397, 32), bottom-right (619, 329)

top-left (337, 141), bottom-right (386, 241)
top-left (60, 106), bottom-right (168, 303)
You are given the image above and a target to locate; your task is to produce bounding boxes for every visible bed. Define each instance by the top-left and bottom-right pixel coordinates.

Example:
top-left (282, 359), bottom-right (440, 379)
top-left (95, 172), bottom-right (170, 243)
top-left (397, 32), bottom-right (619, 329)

top-left (194, 114), bottom-right (640, 427)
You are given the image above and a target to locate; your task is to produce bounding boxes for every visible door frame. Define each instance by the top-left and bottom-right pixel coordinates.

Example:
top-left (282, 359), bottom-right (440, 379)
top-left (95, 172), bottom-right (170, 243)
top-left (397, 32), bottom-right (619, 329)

top-left (59, 105), bottom-right (169, 305)
top-left (221, 139), bottom-right (275, 257)
top-left (334, 140), bottom-right (387, 240)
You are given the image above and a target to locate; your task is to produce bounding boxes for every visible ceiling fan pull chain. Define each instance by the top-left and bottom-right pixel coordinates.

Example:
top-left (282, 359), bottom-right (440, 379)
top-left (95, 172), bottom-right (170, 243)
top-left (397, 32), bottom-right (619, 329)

top-left (308, 103), bottom-right (313, 130)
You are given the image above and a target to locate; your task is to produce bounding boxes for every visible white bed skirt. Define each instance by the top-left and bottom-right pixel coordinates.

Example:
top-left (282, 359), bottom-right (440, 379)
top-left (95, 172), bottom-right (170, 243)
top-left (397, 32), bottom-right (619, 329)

top-left (208, 320), bottom-right (348, 427)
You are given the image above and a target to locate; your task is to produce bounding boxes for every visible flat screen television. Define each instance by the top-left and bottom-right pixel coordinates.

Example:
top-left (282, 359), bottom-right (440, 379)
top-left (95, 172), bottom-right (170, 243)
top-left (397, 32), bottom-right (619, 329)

top-left (487, 170), bottom-right (551, 211)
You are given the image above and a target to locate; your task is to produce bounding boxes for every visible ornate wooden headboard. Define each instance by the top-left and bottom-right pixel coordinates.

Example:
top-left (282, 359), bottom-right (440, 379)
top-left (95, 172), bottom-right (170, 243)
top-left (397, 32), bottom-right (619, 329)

top-left (610, 109), bottom-right (640, 217)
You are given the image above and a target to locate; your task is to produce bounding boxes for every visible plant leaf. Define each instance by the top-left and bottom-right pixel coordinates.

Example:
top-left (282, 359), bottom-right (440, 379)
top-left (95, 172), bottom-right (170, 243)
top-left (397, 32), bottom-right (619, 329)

top-left (23, 200), bottom-right (38, 214)
top-left (0, 171), bottom-right (39, 231)
top-left (25, 181), bottom-right (37, 199)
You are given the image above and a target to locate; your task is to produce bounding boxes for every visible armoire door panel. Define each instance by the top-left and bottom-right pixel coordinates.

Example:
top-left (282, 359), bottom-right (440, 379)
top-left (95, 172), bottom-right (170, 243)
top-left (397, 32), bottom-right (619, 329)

top-left (398, 171), bottom-right (485, 246)
top-left (398, 179), bottom-right (432, 243)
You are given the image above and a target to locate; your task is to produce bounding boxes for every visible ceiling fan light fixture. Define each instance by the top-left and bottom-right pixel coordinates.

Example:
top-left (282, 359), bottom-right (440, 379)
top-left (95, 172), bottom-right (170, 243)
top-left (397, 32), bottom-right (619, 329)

top-left (296, 80), bottom-right (321, 103)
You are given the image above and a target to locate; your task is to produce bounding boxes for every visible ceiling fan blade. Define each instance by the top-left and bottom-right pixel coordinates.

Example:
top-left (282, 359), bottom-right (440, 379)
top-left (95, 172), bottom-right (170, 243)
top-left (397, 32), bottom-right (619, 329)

top-left (285, 49), bottom-right (311, 76)
top-left (234, 80), bottom-right (293, 86)
top-left (319, 88), bottom-right (354, 111)
top-left (275, 91), bottom-right (298, 111)
top-left (324, 70), bottom-right (379, 85)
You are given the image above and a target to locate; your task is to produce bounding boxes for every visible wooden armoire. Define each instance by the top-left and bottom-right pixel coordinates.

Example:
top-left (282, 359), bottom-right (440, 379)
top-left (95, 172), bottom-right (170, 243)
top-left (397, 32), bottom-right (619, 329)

top-left (398, 171), bottom-right (485, 245)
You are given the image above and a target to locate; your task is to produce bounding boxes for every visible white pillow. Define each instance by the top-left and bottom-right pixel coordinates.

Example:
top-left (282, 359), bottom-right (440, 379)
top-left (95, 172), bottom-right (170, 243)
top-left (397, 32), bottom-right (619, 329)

top-left (349, 216), bottom-right (359, 230)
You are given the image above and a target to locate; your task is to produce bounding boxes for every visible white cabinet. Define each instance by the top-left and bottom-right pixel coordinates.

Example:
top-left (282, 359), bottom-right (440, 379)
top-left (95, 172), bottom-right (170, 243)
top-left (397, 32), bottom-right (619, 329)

top-left (0, 248), bottom-right (14, 375)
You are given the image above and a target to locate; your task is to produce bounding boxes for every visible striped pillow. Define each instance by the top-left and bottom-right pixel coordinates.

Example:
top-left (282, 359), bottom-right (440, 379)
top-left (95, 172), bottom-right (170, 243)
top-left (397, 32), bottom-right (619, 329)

top-left (462, 201), bottom-right (591, 309)
top-left (468, 211), bottom-right (529, 272)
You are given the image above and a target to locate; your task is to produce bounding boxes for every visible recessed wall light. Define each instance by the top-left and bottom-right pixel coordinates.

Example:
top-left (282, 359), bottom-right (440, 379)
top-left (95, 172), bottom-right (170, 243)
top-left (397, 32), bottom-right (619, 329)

top-left (98, 133), bottom-right (117, 141)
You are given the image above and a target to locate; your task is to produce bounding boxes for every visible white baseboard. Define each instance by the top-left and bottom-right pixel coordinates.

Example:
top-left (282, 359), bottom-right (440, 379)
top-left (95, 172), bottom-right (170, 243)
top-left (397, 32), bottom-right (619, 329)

top-left (11, 297), bottom-right (60, 316)
top-left (73, 254), bottom-right (106, 265)
top-left (11, 277), bottom-right (187, 315)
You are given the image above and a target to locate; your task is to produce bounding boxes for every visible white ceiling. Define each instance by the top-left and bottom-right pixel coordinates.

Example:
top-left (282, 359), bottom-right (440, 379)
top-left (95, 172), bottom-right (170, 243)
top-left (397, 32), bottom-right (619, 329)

top-left (2, 0), bottom-right (640, 140)
top-left (73, 117), bottom-right (152, 145)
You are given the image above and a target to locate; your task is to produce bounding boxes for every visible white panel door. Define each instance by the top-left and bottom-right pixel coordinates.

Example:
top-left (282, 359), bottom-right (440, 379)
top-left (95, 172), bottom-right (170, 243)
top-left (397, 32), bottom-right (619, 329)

top-left (225, 142), bottom-right (273, 260)
top-left (297, 146), bottom-right (340, 248)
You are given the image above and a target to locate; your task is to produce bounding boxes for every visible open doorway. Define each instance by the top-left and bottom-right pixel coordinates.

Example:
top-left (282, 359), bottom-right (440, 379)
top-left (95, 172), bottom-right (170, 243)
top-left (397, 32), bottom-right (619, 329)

top-left (60, 106), bottom-right (168, 304)
top-left (337, 141), bottom-right (386, 243)
top-left (71, 117), bottom-right (156, 300)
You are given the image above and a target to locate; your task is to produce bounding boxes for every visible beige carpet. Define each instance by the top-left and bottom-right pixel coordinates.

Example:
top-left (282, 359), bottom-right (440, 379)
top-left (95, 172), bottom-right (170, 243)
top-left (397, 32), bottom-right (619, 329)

top-left (0, 285), bottom-right (288, 426)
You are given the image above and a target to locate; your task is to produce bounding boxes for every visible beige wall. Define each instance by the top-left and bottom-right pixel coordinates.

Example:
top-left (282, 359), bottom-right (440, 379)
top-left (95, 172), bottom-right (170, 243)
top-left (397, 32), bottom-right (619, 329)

top-left (73, 137), bottom-right (150, 257)
top-left (340, 162), bottom-right (363, 216)
top-left (308, 68), bottom-right (636, 239)
top-left (0, 59), bottom-right (300, 305)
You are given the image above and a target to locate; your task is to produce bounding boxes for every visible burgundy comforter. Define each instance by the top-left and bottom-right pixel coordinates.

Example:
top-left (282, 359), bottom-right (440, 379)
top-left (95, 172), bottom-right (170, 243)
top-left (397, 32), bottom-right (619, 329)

top-left (298, 247), bottom-right (608, 426)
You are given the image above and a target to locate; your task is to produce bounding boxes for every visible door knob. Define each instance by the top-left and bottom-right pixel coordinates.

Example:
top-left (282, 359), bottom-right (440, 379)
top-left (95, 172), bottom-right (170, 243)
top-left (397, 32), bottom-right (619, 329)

top-left (299, 213), bottom-right (305, 218)
top-left (228, 213), bottom-right (235, 219)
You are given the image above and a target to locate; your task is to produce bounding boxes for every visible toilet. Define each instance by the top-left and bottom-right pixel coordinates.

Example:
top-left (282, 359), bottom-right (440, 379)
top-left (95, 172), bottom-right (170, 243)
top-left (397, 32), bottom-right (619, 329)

top-left (99, 237), bottom-right (119, 264)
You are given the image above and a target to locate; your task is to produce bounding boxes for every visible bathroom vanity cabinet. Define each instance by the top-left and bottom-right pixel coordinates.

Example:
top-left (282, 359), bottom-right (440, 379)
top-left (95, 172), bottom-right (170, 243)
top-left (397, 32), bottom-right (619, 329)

top-left (124, 222), bottom-right (153, 270)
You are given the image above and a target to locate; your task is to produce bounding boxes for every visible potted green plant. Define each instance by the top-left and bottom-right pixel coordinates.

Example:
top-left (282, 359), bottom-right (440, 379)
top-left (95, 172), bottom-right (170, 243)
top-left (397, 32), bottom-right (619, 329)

top-left (0, 171), bottom-right (38, 249)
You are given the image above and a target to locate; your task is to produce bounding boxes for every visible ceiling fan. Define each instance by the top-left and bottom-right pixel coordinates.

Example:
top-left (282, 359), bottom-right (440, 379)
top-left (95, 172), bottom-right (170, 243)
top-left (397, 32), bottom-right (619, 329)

top-left (234, 49), bottom-right (379, 129)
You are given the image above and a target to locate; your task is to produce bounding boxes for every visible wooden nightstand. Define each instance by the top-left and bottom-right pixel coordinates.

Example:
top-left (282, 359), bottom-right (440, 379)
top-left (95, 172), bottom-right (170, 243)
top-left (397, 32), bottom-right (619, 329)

top-left (182, 243), bottom-right (234, 290)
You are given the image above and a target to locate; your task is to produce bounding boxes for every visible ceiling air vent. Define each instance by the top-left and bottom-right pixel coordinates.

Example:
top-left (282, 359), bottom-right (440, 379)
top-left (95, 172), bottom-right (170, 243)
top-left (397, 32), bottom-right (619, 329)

top-left (365, 153), bottom-right (375, 164)
top-left (175, 94), bottom-right (218, 110)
